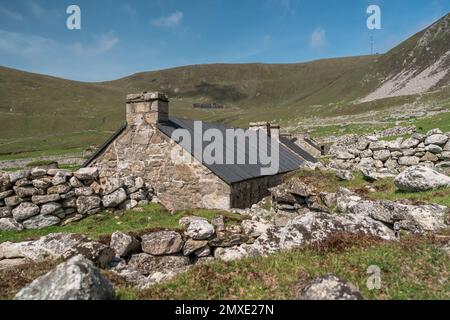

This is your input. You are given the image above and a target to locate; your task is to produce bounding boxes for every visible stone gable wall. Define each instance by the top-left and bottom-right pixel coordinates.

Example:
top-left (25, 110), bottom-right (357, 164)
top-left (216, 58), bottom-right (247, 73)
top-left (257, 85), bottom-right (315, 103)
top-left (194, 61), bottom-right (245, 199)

top-left (89, 124), bottom-right (231, 211)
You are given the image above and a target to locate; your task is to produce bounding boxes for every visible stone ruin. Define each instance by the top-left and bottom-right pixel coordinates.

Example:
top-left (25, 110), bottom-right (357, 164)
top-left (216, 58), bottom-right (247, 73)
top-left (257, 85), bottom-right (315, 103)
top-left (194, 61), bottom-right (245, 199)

top-left (0, 167), bottom-right (154, 231)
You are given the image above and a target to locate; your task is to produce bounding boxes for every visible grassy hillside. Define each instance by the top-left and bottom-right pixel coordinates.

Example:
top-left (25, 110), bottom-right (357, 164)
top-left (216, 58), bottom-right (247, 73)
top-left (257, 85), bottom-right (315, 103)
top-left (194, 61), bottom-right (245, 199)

top-left (0, 13), bottom-right (449, 155)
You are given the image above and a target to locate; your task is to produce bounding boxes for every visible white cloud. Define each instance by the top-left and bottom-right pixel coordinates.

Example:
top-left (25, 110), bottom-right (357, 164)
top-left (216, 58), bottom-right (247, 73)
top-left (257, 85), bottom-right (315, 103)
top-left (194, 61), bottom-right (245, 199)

top-left (151, 11), bottom-right (184, 28)
top-left (309, 27), bottom-right (326, 49)
top-left (72, 34), bottom-right (120, 56)
top-left (29, 2), bottom-right (46, 19)
top-left (0, 6), bottom-right (23, 21)
top-left (0, 30), bottom-right (55, 56)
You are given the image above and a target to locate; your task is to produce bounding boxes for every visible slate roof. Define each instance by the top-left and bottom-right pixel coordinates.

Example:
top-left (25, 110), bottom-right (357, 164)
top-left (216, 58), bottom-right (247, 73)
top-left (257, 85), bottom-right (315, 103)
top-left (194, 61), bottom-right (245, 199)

top-left (158, 117), bottom-right (307, 184)
top-left (84, 117), bottom-right (316, 184)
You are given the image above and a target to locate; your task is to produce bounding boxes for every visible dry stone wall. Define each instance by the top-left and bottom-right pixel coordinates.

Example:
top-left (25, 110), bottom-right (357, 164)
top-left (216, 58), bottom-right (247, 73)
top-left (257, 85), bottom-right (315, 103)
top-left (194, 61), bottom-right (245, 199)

top-left (0, 167), bottom-right (154, 231)
top-left (328, 128), bottom-right (450, 176)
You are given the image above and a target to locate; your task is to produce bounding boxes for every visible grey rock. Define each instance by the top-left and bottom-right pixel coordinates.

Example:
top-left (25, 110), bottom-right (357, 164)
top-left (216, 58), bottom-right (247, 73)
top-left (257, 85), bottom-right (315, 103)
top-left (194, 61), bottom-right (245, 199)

top-left (127, 253), bottom-right (190, 276)
top-left (241, 220), bottom-right (271, 238)
top-left (23, 215), bottom-right (60, 229)
top-left (400, 137), bottom-right (420, 149)
top-left (130, 189), bottom-right (147, 201)
top-left (30, 168), bottom-right (47, 178)
top-left (298, 275), bottom-right (363, 300)
top-left (0, 218), bottom-right (23, 231)
top-left (110, 231), bottom-right (141, 258)
top-left (100, 177), bottom-right (123, 195)
top-left (12, 202), bottom-right (40, 221)
top-left (395, 166), bottom-right (450, 192)
top-left (32, 179), bottom-right (52, 189)
top-left (52, 172), bottom-right (67, 186)
top-left (183, 239), bottom-right (209, 256)
top-left (335, 170), bottom-right (354, 181)
top-left (373, 149), bottom-right (391, 161)
top-left (76, 196), bottom-right (101, 215)
top-left (0, 206), bottom-right (12, 218)
top-left (185, 219), bottom-right (215, 240)
top-left (398, 156), bottom-right (420, 166)
top-left (15, 178), bottom-right (32, 187)
top-left (0, 233), bottom-right (115, 268)
top-left (13, 186), bottom-right (39, 198)
top-left (40, 202), bottom-right (63, 215)
top-left (425, 134), bottom-right (448, 146)
top-left (4, 195), bottom-right (22, 207)
top-left (75, 187), bottom-right (94, 197)
top-left (69, 176), bottom-right (84, 188)
top-left (74, 168), bottom-right (99, 181)
top-left (32, 194), bottom-right (61, 205)
top-left (9, 170), bottom-right (29, 184)
top-left (102, 188), bottom-right (127, 208)
top-left (141, 231), bottom-right (184, 255)
top-left (14, 255), bottom-right (115, 300)
top-left (0, 190), bottom-right (13, 200)
top-left (47, 183), bottom-right (72, 195)
top-left (425, 144), bottom-right (443, 154)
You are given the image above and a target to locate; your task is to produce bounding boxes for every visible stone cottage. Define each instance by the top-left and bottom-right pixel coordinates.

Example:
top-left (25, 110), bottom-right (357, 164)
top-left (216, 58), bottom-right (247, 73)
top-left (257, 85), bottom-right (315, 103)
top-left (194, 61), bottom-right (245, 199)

top-left (84, 92), bottom-right (317, 210)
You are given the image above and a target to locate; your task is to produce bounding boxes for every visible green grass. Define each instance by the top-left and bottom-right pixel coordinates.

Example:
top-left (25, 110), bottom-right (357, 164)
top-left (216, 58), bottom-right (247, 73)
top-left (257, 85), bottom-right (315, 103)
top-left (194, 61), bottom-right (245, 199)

top-left (0, 204), bottom-right (246, 243)
top-left (25, 160), bottom-right (58, 168)
top-left (115, 235), bottom-right (450, 300)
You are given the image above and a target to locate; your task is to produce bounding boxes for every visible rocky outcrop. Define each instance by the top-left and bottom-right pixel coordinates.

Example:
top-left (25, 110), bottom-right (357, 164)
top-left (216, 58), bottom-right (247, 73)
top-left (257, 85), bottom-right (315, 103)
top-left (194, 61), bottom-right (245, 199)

top-left (298, 275), bottom-right (363, 300)
top-left (0, 167), bottom-right (155, 230)
top-left (14, 255), bottom-right (115, 300)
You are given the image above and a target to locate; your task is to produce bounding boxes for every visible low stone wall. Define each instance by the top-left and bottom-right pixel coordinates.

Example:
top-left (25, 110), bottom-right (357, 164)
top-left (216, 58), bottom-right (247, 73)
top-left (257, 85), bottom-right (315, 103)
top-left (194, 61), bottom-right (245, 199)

top-left (0, 167), bottom-right (153, 231)
top-left (328, 128), bottom-right (450, 175)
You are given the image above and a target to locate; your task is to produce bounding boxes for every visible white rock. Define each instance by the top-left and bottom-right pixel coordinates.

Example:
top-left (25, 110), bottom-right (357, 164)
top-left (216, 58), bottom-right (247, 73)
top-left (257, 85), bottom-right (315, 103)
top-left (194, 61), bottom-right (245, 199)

top-left (185, 219), bottom-right (215, 240)
top-left (395, 166), bottom-right (450, 192)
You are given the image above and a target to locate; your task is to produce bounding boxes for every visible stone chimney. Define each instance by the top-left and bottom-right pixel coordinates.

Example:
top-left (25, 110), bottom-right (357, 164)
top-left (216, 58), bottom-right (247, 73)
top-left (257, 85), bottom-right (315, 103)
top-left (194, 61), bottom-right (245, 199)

top-left (249, 122), bottom-right (270, 134)
top-left (270, 124), bottom-right (280, 141)
top-left (126, 92), bottom-right (169, 126)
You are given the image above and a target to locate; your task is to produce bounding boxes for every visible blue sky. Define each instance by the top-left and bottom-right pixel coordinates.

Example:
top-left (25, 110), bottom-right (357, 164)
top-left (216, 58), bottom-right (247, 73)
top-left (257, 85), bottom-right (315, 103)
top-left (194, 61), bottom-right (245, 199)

top-left (0, 0), bottom-right (449, 82)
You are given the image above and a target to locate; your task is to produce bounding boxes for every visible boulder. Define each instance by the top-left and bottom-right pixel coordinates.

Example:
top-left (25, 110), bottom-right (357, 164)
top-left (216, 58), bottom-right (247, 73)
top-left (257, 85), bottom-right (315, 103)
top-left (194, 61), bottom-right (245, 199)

top-left (99, 177), bottom-right (123, 195)
top-left (102, 188), bottom-right (127, 208)
top-left (400, 137), bottom-right (420, 149)
top-left (12, 202), bottom-right (40, 222)
top-left (32, 179), bottom-right (52, 189)
top-left (395, 166), bottom-right (450, 192)
top-left (110, 231), bottom-right (141, 258)
top-left (23, 215), bottom-right (61, 229)
top-left (298, 275), bottom-right (363, 300)
top-left (76, 196), bottom-right (101, 215)
top-left (0, 206), bottom-right (12, 218)
top-left (185, 219), bottom-right (215, 240)
top-left (368, 141), bottom-right (388, 151)
top-left (14, 255), bottom-right (115, 300)
top-left (214, 244), bottom-right (256, 262)
top-left (141, 231), bottom-right (184, 255)
top-left (424, 134), bottom-right (448, 146)
top-left (0, 189), bottom-right (13, 200)
top-left (0, 233), bottom-right (115, 268)
top-left (74, 168), bottom-right (99, 181)
top-left (0, 172), bottom-right (12, 192)
top-left (0, 218), bottom-right (23, 231)
top-left (9, 170), bottom-right (29, 184)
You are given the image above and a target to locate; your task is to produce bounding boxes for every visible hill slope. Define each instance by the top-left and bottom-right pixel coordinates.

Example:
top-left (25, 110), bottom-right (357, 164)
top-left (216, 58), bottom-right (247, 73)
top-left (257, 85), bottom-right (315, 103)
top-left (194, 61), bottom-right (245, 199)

top-left (0, 13), bottom-right (449, 155)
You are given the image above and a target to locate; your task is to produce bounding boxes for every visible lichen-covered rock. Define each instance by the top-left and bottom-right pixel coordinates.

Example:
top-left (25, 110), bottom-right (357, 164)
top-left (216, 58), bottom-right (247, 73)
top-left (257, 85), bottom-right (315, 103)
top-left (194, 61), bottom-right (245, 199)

top-left (395, 166), bottom-right (450, 192)
top-left (141, 231), bottom-right (184, 255)
top-left (69, 176), bottom-right (84, 188)
top-left (298, 275), bottom-right (363, 300)
top-left (74, 168), bottom-right (99, 181)
top-left (102, 188), bottom-right (127, 208)
top-left (9, 170), bottom-right (29, 184)
top-left (127, 253), bottom-right (190, 275)
top-left (183, 239), bottom-right (209, 256)
top-left (40, 202), bottom-right (63, 215)
top-left (76, 196), bottom-right (101, 215)
top-left (12, 202), bottom-right (40, 222)
top-left (52, 172), bottom-right (67, 186)
top-left (13, 186), bottom-right (39, 198)
top-left (214, 244), bottom-right (257, 262)
top-left (74, 187), bottom-right (94, 197)
top-left (47, 183), bottom-right (72, 195)
top-left (14, 255), bottom-right (115, 300)
top-left (110, 231), bottom-right (141, 258)
top-left (424, 134), bottom-right (448, 146)
top-left (241, 220), bottom-right (271, 238)
top-left (0, 218), bottom-right (23, 231)
top-left (4, 195), bottom-right (22, 207)
top-left (100, 177), bottom-right (123, 195)
top-left (185, 219), bottom-right (215, 240)
top-left (0, 190), bottom-right (13, 200)
top-left (31, 194), bottom-right (61, 205)
top-left (0, 233), bottom-right (115, 268)
top-left (0, 206), bottom-right (12, 218)
top-left (23, 215), bottom-right (61, 229)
